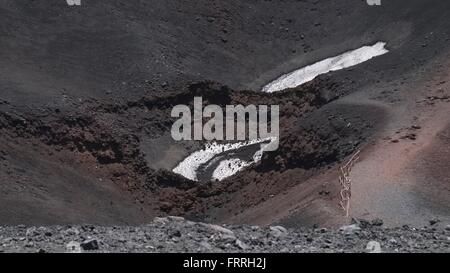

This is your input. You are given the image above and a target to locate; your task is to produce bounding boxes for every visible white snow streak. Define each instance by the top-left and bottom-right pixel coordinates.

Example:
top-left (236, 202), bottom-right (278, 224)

top-left (211, 137), bottom-right (276, 181)
top-left (173, 137), bottom-right (277, 181)
top-left (262, 42), bottom-right (389, 93)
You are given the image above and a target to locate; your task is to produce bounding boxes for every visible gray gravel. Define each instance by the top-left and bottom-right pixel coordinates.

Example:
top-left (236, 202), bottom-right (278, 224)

top-left (0, 217), bottom-right (448, 253)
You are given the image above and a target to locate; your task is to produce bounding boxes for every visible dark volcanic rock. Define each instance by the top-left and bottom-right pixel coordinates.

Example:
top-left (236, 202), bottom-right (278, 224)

top-left (80, 239), bottom-right (99, 251)
top-left (0, 218), bottom-right (448, 253)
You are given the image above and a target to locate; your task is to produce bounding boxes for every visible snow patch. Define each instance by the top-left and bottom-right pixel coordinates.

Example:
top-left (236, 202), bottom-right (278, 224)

top-left (212, 159), bottom-right (252, 181)
top-left (262, 42), bottom-right (389, 93)
top-left (173, 137), bottom-right (277, 181)
top-left (211, 137), bottom-right (277, 181)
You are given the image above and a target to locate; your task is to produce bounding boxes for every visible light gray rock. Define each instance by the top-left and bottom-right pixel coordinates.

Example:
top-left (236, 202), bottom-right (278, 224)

top-left (270, 226), bottom-right (288, 238)
top-left (366, 241), bottom-right (382, 253)
top-left (25, 227), bottom-right (38, 237)
top-left (199, 241), bottom-right (213, 250)
top-left (167, 216), bottom-right (185, 222)
top-left (235, 239), bottom-right (249, 250)
top-left (64, 227), bottom-right (80, 236)
top-left (66, 241), bottom-right (82, 253)
top-left (202, 223), bottom-right (235, 235)
top-left (339, 224), bottom-right (361, 234)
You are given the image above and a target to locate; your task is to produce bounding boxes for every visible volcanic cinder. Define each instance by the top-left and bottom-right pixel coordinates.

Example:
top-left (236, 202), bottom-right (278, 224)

top-left (0, 0), bottom-right (449, 238)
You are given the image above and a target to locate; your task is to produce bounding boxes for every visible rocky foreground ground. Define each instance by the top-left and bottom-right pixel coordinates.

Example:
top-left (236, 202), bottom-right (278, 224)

top-left (0, 217), bottom-right (448, 253)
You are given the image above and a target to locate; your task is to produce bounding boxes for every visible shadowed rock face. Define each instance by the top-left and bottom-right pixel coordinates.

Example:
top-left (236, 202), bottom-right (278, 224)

top-left (0, 0), bottom-right (450, 228)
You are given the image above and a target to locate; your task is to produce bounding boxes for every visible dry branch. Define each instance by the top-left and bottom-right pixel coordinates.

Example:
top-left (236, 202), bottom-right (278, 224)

top-left (339, 150), bottom-right (360, 217)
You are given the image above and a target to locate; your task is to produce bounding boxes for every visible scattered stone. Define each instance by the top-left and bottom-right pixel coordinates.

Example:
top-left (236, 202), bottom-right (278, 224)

top-left (366, 241), bottom-right (382, 253)
top-left (401, 133), bottom-right (417, 140)
top-left (203, 224), bottom-right (234, 236)
top-left (64, 227), bottom-right (80, 236)
top-left (389, 238), bottom-right (397, 245)
top-left (117, 237), bottom-right (127, 243)
top-left (153, 217), bottom-right (169, 225)
top-left (429, 219), bottom-right (440, 226)
top-left (81, 225), bottom-right (95, 232)
top-left (66, 241), bottom-right (82, 253)
top-left (80, 239), bottom-right (99, 251)
top-left (25, 227), bottom-right (38, 237)
top-left (235, 239), bottom-right (249, 250)
top-left (270, 226), bottom-right (288, 238)
top-left (0, 220), bottom-right (448, 253)
top-left (352, 218), bottom-right (371, 228)
top-left (371, 219), bottom-right (384, 227)
top-left (25, 242), bottom-right (34, 248)
top-left (339, 224), bottom-right (361, 234)
top-left (167, 216), bottom-right (185, 222)
top-left (319, 228), bottom-right (327, 233)
top-left (219, 232), bottom-right (237, 243)
top-left (199, 241), bottom-right (212, 250)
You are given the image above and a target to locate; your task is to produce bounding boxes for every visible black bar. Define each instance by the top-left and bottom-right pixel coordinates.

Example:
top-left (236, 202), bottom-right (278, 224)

top-left (0, 253), bottom-right (446, 272)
